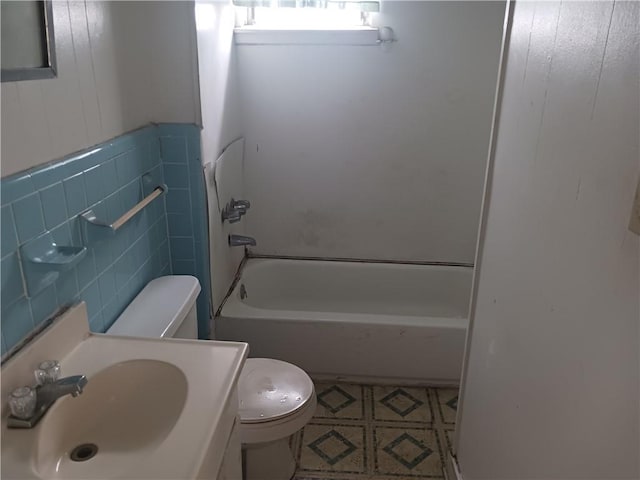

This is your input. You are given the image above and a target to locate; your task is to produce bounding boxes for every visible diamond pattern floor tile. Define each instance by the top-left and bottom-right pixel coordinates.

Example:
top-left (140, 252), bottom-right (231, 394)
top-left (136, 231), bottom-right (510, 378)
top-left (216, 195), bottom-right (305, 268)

top-left (372, 386), bottom-right (433, 423)
top-left (374, 426), bottom-right (443, 477)
top-left (295, 382), bottom-right (457, 479)
top-left (298, 423), bottom-right (367, 474)
top-left (314, 383), bottom-right (365, 420)
top-left (309, 430), bottom-right (358, 465)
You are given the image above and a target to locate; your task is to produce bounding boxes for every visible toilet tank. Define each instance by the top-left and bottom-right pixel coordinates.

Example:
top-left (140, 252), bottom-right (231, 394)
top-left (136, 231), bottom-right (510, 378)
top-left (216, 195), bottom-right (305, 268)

top-left (107, 276), bottom-right (201, 339)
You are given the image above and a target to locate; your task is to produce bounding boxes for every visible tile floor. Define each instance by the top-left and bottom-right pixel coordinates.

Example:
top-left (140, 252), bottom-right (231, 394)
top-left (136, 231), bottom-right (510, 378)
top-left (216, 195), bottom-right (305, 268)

top-left (291, 382), bottom-right (458, 480)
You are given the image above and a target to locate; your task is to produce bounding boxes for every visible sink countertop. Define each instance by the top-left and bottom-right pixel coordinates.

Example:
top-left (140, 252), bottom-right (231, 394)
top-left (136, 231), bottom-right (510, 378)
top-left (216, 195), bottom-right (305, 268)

top-left (1, 302), bottom-right (248, 479)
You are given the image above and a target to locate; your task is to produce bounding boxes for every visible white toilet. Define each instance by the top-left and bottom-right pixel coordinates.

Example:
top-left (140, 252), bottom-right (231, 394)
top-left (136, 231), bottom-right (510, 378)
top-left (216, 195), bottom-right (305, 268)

top-left (107, 275), bottom-right (316, 480)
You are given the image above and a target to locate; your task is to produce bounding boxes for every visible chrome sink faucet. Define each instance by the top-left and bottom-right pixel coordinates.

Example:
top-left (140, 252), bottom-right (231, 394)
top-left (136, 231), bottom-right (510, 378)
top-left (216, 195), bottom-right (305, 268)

top-left (38, 375), bottom-right (88, 403)
top-left (7, 361), bottom-right (88, 429)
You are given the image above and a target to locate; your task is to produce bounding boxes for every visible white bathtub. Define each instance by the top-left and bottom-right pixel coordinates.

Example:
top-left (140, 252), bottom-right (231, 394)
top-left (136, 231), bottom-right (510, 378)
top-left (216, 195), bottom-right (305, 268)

top-left (216, 258), bottom-right (472, 384)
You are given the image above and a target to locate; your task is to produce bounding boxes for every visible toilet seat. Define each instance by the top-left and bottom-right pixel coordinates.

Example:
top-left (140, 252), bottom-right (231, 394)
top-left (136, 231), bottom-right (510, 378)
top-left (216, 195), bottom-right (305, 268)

top-left (239, 358), bottom-right (315, 424)
top-left (240, 392), bottom-right (317, 444)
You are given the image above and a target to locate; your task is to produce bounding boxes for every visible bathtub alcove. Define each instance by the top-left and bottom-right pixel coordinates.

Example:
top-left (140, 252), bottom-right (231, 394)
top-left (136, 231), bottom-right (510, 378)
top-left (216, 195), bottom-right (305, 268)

top-left (217, 258), bottom-right (472, 384)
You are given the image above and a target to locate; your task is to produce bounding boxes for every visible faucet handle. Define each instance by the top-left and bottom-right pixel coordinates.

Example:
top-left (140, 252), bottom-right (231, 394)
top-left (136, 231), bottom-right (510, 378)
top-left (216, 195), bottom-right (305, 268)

top-left (222, 199), bottom-right (251, 224)
top-left (8, 386), bottom-right (37, 420)
top-left (34, 360), bottom-right (61, 385)
top-left (230, 199), bottom-right (251, 211)
top-left (222, 208), bottom-right (243, 224)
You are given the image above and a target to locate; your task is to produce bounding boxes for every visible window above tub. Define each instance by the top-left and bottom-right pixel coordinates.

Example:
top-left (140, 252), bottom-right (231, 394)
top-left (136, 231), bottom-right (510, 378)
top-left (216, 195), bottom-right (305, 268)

top-left (233, 0), bottom-right (382, 46)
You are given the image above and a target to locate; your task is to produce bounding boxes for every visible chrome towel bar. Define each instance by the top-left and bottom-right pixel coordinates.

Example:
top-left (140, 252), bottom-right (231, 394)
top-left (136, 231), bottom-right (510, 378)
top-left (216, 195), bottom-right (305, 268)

top-left (112, 186), bottom-right (164, 230)
top-left (79, 184), bottom-right (167, 245)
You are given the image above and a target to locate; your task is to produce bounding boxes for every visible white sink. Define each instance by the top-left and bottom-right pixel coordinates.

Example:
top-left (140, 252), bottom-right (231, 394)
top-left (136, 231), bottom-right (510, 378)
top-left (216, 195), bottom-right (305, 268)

top-left (1, 302), bottom-right (248, 479)
top-left (36, 360), bottom-right (188, 478)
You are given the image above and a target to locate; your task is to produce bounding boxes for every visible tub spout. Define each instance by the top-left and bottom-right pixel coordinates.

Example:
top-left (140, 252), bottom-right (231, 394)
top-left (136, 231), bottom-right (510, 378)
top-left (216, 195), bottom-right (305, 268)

top-left (229, 234), bottom-right (256, 247)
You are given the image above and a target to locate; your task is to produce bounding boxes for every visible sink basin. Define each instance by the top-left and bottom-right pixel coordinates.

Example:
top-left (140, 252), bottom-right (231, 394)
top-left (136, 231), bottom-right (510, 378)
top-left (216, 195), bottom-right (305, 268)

top-left (35, 360), bottom-right (187, 479)
top-left (1, 302), bottom-right (248, 479)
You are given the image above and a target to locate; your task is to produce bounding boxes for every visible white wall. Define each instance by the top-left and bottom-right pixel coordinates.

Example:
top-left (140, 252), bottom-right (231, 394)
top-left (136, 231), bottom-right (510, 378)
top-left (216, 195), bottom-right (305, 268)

top-left (195, 0), bottom-right (244, 314)
top-left (1, 1), bottom-right (200, 178)
top-left (196, 1), bottom-right (242, 166)
top-left (238, 1), bottom-right (505, 263)
top-left (455, 1), bottom-right (639, 478)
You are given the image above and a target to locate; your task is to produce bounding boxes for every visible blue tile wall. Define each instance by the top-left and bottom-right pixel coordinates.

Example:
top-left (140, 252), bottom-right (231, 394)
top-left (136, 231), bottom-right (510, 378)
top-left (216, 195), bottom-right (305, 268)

top-left (0, 125), bottom-right (211, 356)
top-left (158, 124), bottom-right (210, 340)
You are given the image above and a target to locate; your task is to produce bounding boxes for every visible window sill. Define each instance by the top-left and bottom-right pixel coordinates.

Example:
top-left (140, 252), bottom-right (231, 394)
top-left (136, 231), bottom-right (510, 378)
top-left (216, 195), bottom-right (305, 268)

top-left (233, 27), bottom-right (380, 46)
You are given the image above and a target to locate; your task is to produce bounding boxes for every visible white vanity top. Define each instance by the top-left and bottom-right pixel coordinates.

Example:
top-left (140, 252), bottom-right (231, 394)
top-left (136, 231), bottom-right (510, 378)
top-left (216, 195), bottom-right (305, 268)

top-left (1, 302), bottom-right (248, 479)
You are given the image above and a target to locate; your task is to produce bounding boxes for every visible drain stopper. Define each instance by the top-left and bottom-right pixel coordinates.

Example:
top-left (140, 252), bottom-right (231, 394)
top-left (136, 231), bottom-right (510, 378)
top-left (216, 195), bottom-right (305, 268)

top-left (70, 443), bottom-right (98, 462)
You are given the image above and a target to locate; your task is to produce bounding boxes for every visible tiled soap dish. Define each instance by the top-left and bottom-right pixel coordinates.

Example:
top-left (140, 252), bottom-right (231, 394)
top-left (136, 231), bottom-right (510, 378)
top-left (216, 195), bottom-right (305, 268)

top-left (19, 231), bottom-right (87, 297)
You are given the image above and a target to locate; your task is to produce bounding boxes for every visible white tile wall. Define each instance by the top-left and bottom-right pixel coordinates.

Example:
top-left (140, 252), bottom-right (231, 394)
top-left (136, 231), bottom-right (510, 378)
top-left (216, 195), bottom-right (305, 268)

top-left (1, 1), bottom-right (200, 178)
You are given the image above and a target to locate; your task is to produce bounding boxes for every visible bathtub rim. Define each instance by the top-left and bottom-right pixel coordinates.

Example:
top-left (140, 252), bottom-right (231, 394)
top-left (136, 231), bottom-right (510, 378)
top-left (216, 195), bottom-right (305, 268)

top-left (245, 253), bottom-right (474, 269)
top-left (222, 302), bottom-right (468, 329)
top-left (215, 254), bottom-right (474, 318)
top-left (219, 256), bottom-right (471, 330)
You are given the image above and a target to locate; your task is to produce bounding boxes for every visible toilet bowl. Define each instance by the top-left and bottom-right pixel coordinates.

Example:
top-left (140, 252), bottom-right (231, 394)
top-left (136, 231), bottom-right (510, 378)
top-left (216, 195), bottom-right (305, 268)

top-left (239, 358), bottom-right (316, 478)
top-left (107, 275), bottom-right (316, 480)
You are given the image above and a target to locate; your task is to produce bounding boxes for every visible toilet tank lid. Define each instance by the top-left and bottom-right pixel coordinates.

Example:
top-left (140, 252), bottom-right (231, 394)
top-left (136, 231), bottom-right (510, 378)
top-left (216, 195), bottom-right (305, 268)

top-left (107, 276), bottom-right (201, 338)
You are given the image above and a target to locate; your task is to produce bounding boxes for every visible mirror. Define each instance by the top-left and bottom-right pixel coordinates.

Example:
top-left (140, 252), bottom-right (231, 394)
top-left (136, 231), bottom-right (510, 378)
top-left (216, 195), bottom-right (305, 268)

top-left (1, 0), bottom-right (57, 82)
